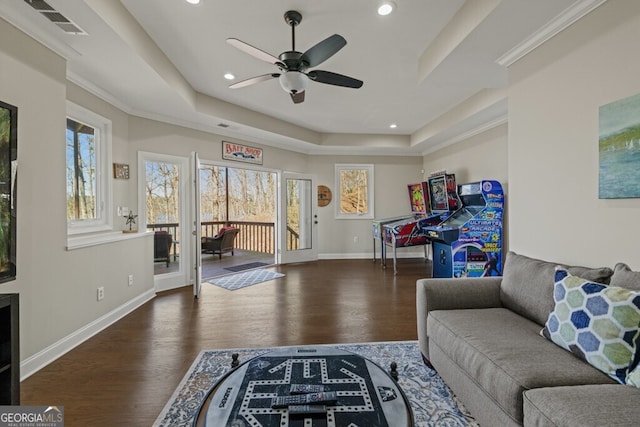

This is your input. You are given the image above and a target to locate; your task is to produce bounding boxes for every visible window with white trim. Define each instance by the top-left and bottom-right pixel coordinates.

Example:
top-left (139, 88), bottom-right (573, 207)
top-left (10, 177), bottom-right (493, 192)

top-left (66, 102), bottom-right (112, 234)
top-left (335, 164), bottom-right (374, 219)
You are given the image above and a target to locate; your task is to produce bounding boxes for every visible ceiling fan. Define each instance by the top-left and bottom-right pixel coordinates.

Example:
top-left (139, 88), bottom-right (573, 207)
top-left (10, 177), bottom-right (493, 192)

top-left (226, 10), bottom-right (363, 104)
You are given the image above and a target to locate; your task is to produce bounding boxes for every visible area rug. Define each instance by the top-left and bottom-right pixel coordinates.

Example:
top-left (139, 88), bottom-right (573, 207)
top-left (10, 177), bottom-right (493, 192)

top-left (225, 261), bottom-right (270, 272)
top-left (153, 340), bottom-right (479, 427)
top-left (208, 268), bottom-right (285, 291)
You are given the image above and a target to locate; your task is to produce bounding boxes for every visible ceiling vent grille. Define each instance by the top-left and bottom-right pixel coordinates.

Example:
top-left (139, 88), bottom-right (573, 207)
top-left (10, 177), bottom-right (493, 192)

top-left (23, 0), bottom-right (87, 35)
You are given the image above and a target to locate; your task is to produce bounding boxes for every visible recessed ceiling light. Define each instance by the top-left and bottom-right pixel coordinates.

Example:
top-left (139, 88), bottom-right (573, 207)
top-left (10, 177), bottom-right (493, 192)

top-left (185, 0), bottom-right (200, 4)
top-left (378, 1), bottom-right (396, 16)
top-left (224, 73), bottom-right (235, 80)
top-left (389, 123), bottom-right (398, 129)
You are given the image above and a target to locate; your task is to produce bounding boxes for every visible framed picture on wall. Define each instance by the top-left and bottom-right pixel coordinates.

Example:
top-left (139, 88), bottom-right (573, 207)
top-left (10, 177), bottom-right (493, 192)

top-left (599, 92), bottom-right (640, 199)
top-left (0, 100), bottom-right (17, 283)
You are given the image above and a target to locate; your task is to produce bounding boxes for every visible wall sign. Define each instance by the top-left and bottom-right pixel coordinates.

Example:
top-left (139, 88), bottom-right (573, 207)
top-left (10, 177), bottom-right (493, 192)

top-left (113, 163), bottom-right (130, 179)
top-left (222, 141), bottom-right (263, 165)
top-left (318, 185), bottom-right (332, 207)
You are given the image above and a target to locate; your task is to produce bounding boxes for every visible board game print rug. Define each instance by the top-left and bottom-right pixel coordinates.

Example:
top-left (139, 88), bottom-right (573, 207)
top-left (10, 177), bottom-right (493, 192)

top-left (208, 269), bottom-right (285, 291)
top-left (153, 340), bottom-right (479, 427)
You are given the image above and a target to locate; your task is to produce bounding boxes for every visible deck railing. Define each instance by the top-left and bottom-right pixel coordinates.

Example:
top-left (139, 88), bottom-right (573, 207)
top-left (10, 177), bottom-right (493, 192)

top-left (147, 221), bottom-right (300, 257)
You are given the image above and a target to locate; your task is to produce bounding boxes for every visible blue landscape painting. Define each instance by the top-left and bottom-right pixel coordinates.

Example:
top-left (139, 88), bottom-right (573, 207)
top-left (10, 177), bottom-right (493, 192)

top-left (599, 92), bottom-right (640, 199)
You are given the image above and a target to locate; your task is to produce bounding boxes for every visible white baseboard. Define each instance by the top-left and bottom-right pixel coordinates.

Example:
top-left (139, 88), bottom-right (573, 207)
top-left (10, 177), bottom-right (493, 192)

top-left (319, 251), bottom-right (428, 260)
top-left (20, 288), bottom-right (156, 381)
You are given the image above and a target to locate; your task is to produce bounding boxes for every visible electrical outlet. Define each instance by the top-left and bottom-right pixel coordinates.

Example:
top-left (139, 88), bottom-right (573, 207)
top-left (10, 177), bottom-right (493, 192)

top-left (97, 287), bottom-right (104, 301)
top-left (353, 236), bottom-right (359, 243)
top-left (128, 275), bottom-right (133, 287)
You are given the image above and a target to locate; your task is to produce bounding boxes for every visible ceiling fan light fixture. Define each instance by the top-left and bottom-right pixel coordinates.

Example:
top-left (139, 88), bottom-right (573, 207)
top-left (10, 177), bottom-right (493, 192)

top-left (377, 1), bottom-right (396, 16)
top-left (279, 71), bottom-right (309, 94)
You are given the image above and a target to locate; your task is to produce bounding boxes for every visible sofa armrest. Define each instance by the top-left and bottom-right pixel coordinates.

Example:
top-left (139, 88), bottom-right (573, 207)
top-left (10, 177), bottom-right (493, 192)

top-left (416, 277), bottom-right (503, 360)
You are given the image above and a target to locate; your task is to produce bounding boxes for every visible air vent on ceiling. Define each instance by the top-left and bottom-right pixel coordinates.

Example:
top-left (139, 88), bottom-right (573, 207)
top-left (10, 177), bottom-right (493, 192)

top-left (23, 0), bottom-right (87, 35)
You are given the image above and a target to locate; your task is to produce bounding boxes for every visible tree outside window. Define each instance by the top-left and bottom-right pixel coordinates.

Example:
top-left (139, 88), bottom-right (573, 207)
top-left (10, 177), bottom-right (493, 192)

top-left (66, 102), bottom-right (112, 234)
top-left (335, 164), bottom-right (374, 219)
top-left (66, 118), bottom-right (97, 221)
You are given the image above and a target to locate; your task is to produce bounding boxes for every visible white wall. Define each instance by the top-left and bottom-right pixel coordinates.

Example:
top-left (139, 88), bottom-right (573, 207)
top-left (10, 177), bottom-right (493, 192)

top-left (128, 117), bottom-right (426, 258)
top-left (0, 18), bottom-right (154, 375)
top-left (508, 1), bottom-right (640, 269)
top-left (310, 155), bottom-right (424, 257)
top-left (422, 124), bottom-right (508, 186)
top-left (422, 123), bottom-right (509, 251)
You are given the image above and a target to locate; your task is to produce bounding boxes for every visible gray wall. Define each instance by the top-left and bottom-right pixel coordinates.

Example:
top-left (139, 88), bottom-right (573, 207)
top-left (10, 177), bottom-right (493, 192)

top-left (508, 0), bottom-right (640, 269)
top-left (0, 18), bottom-right (154, 376)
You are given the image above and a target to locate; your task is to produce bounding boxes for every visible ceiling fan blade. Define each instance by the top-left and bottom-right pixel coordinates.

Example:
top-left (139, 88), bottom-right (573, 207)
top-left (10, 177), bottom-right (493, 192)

top-left (308, 70), bottom-right (363, 89)
top-left (301, 34), bottom-right (346, 68)
top-left (226, 38), bottom-right (281, 65)
top-left (229, 73), bottom-right (279, 89)
top-left (290, 91), bottom-right (305, 104)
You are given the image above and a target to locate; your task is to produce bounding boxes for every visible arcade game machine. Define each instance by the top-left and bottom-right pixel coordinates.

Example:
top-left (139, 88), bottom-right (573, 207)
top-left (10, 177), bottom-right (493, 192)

top-left (381, 173), bottom-right (459, 273)
top-left (372, 214), bottom-right (413, 263)
top-left (422, 180), bottom-right (504, 278)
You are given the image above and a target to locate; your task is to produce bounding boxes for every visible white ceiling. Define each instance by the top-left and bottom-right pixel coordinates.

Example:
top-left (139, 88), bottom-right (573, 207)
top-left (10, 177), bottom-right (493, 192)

top-left (1, 0), bottom-right (605, 154)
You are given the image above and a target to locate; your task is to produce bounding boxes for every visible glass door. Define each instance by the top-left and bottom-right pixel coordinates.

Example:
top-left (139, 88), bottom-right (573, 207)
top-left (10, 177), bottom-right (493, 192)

top-left (192, 152), bottom-right (202, 298)
top-left (139, 152), bottom-right (190, 292)
top-left (279, 172), bottom-right (317, 264)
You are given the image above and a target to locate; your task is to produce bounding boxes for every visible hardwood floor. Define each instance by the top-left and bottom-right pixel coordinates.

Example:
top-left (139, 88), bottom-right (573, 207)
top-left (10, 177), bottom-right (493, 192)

top-left (20, 258), bottom-right (431, 426)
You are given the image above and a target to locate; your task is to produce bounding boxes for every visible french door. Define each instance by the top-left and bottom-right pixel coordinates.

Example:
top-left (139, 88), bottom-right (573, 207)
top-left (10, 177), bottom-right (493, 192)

top-left (192, 152), bottom-right (202, 298)
top-left (139, 152), bottom-right (191, 292)
top-left (279, 172), bottom-right (318, 264)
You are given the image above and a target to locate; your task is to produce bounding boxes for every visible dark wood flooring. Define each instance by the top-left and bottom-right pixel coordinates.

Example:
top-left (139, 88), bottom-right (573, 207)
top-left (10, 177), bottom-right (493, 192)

top-left (20, 258), bottom-right (431, 426)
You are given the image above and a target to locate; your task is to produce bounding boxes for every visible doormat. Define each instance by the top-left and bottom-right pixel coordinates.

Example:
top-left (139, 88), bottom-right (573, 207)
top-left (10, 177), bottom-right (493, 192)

top-left (224, 261), bottom-right (269, 272)
top-left (208, 269), bottom-right (285, 291)
top-left (153, 341), bottom-right (478, 427)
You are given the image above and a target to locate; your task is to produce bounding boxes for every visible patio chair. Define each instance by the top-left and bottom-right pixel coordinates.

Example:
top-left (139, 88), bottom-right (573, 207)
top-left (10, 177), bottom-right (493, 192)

top-left (201, 227), bottom-right (240, 259)
top-left (154, 231), bottom-right (173, 267)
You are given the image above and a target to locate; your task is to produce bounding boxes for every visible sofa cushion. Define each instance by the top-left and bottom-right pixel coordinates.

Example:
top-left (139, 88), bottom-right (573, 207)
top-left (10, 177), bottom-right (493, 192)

top-left (427, 308), bottom-right (614, 422)
top-left (524, 384), bottom-right (640, 427)
top-left (542, 268), bottom-right (640, 384)
top-left (500, 252), bottom-right (613, 326)
top-left (610, 263), bottom-right (640, 291)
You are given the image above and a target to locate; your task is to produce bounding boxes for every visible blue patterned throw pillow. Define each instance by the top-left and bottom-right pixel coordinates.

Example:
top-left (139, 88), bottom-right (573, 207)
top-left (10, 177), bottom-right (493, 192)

top-left (542, 268), bottom-right (640, 384)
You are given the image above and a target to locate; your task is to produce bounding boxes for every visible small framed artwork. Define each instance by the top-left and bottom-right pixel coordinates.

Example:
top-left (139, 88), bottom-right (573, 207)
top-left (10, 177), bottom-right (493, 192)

top-left (113, 163), bottom-right (130, 179)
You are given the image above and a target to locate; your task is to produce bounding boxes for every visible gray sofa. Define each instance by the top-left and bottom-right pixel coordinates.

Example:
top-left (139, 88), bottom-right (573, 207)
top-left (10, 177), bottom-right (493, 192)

top-left (416, 252), bottom-right (640, 426)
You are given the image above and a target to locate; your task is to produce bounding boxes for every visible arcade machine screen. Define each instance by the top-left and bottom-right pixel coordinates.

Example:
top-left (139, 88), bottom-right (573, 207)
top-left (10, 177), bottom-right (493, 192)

top-left (427, 175), bottom-right (448, 212)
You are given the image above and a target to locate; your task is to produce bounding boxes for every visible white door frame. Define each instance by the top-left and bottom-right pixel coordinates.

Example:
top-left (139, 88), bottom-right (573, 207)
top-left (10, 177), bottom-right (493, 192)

top-left (138, 151), bottom-right (191, 292)
top-left (279, 172), bottom-right (318, 264)
top-left (192, 152), bottom-right (202, 298)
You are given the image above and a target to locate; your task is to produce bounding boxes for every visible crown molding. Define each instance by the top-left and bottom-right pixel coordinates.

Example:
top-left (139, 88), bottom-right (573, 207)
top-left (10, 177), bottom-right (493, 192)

top-left (421, 115), bottom-right (507, 156)
top-left (496, 0), bottom-right (608, 67)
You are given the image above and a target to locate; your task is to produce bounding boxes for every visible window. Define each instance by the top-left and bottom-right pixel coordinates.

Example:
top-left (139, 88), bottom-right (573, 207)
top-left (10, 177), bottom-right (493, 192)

top-left (66, 102), bottom-right (112, 234)
top-left (335, 164), bottom-right (374, 219)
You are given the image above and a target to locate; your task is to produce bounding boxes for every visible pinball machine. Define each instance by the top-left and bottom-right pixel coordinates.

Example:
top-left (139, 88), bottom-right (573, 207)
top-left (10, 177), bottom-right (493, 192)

top-left (373, 173), bottom-right (459, 273)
